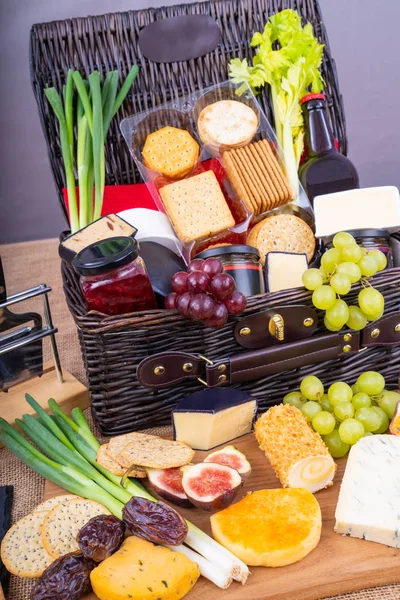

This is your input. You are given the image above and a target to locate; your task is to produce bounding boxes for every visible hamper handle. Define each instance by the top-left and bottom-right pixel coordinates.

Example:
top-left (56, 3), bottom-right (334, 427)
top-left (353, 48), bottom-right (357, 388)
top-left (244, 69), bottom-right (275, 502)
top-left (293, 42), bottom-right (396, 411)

top-left (137, 330), bottom-right (360, 389)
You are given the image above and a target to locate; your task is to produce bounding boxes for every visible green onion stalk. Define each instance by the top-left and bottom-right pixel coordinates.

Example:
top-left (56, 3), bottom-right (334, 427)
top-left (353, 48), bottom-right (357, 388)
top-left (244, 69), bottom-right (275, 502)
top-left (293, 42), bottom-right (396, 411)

top-left (0, 394), bottom-right (249, 588)
top-left (45, 66), bottom-right (139, 233)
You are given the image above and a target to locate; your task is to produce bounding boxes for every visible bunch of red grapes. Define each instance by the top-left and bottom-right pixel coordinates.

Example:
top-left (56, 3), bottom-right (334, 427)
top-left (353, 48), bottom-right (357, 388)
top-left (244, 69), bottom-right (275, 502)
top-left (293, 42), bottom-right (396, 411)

top-left (165, 258), bottom-right (247, 328)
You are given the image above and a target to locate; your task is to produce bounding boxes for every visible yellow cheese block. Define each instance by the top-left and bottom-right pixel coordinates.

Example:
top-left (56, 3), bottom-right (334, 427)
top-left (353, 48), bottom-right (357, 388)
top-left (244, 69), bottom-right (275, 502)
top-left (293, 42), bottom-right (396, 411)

top-left (210, 488), bottom-right (322, 567)
top-left (90, 536), bottom-right (200, 600)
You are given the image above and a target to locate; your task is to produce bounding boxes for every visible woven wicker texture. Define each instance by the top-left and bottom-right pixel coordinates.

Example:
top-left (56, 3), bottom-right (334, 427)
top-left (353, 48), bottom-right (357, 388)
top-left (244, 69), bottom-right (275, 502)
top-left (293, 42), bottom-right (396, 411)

top-left (0, 239), bottom-right (399, 599)
top-left (30, 0), bottom-right (346, 221)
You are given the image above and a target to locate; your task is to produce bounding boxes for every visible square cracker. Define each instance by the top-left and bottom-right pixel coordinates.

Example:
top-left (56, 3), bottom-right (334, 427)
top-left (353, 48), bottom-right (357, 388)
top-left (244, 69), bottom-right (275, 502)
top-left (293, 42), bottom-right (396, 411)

top-left (159, 170), bottom-right (235, 243)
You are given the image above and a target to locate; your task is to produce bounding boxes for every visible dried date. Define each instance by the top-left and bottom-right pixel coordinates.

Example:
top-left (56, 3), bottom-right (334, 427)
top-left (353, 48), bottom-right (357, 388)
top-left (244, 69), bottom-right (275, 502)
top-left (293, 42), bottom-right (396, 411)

top-left (77, 514), bottom-right (125, 562)
top-left (122, 497), bottom-right (188, 546)
top-left (31, 552), bottom-right (96, 600)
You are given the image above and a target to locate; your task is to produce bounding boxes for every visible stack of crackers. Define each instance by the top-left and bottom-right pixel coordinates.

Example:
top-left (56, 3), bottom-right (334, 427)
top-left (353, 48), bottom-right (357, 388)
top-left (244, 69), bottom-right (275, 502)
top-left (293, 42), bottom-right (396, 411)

top-left (96, 431), bottom-right (195, 474)
top-left (223, 140), bottom-right (292, 215)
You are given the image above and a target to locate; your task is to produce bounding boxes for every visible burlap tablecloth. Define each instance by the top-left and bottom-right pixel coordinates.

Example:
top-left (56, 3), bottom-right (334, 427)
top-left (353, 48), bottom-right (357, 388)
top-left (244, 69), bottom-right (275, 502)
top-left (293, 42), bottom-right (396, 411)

top-left (0, 238), bottom-right (398, 600)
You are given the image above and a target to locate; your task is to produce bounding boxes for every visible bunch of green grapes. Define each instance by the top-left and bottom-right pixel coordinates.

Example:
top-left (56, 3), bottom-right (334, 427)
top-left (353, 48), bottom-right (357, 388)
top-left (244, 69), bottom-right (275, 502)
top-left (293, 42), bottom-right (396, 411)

top-left (302, 232), bottom-right (387, 332)
top-left (283, 372), bottom-right (400, 458)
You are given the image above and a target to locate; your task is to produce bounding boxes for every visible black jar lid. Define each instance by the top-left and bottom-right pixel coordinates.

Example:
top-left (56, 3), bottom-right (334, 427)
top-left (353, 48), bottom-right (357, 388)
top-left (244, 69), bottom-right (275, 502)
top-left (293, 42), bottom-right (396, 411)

top-left (195, 244), bottom-right (260, 260)
top-left (72, 236), bottom-right (139, 276)
top-left (345, 229), bottom-right (390, 238)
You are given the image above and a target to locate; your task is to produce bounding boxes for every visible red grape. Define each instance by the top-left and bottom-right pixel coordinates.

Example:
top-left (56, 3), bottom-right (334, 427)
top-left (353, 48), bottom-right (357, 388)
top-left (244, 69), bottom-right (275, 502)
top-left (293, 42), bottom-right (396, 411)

top-left (188, 294), bottom-right (215, 321)
top-left (187, 270), bottom-right (210, 294)
top-left (164, 292), bottom-right (179, 310)
top-left (201, 258), bottom-right (223, 277)
top-left (176, 292), bottom-right (193, 318)
top-left (188, 259), bottom-right (204, 272)
top-left (171, 271), bottom-right (189, 294)
top-left (204, 302), bottom-right (228, 328)
top-left (224, 290), bottom-right (247, 315)
top-left (210, 273), bottom-right (235, 300)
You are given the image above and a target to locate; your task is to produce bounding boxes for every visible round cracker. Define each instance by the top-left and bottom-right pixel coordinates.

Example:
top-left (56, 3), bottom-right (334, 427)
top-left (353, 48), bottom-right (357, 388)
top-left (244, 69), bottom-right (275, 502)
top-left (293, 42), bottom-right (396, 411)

top-left (96, 443), bottom-right (146, 478)
top-left (1, 511), bottom-right (53, 578)
top-left (198, 100), bottom-right (258, 147)
top-left (248, 214), bottom-right (315, 264)
top-left (33, 494), bottom-right (80, 513)
top-left (118, 433), bottom-right (195, 469)
top-left (41, 498), bottom-right (110, 559)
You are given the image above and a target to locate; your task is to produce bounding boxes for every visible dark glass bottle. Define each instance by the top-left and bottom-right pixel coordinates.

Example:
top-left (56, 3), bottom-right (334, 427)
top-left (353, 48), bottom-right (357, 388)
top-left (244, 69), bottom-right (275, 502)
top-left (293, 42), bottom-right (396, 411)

top-left (299, 94), bottom-right (359, 205)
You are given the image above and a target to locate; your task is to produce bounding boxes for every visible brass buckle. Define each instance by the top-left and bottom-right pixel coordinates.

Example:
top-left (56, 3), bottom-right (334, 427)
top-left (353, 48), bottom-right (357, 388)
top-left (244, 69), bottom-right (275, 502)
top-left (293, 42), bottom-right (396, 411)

top-left (197, 354), bottom-right (214, 386)
top-left (268, 313), bottom-right (285, 341)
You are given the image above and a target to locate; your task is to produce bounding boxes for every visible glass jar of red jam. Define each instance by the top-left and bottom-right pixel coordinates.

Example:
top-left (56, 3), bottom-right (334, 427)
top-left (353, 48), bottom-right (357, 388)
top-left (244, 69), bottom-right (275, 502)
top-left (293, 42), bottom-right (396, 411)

top-left (72, 237), bottom-right (157, 316)
top-left (195, 245), bottom-right (265, 296)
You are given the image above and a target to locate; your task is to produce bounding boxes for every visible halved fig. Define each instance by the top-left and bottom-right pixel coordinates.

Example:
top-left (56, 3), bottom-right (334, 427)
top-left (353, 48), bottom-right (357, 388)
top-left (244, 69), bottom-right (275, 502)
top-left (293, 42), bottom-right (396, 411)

top-left (146, 467), bottom-right (193, 508)
top-left (181, 462), bottom-right (242, 512)
top-left (204, 445), bottom-right (251, 482)
top-left (389, 401), bottom-right (400, 435)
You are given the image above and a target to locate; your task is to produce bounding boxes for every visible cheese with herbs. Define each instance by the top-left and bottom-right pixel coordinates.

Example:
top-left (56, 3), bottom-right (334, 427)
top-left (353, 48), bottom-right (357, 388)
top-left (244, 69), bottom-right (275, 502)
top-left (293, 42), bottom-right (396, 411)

top-left (335, 435), bottom-right (400, 548)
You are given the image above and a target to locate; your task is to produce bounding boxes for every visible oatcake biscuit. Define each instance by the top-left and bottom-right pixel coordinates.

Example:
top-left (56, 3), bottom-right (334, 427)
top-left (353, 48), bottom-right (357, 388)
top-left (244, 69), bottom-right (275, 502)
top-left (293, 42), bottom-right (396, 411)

top-left (198, 100), bottom-right (258, 148)
top-left (119, 433), bottom-right (195, 469)
top-left (159, 170), bottom-right (235, 243)
top-left (247, 214), bottom-right (315, 264)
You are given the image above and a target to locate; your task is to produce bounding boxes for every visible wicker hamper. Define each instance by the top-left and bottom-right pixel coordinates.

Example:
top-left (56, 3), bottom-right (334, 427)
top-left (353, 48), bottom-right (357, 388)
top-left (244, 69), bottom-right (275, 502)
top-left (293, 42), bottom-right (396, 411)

top-left (30, 0), bottom-right (400, 435)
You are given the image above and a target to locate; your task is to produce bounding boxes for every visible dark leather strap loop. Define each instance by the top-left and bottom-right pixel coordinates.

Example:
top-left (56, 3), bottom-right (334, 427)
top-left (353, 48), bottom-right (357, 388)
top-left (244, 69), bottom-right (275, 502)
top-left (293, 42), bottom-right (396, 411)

top-left (361, 313), bottom-right (400, 346)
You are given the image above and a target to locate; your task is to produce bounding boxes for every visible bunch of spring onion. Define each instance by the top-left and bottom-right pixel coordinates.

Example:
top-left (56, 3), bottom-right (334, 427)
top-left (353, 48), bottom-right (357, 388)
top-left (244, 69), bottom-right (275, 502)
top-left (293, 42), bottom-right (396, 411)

top-left (45, 66), bottom-right (139, 234)
top-left (0, 395), bottom-right (248, 589)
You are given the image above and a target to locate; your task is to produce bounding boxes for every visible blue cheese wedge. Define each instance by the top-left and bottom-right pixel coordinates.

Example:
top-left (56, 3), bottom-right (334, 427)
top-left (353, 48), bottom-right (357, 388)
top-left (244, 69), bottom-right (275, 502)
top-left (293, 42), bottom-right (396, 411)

top-left (172, 388), bottom-right (257, 451)
top-left (335, 435), bottom-right (400, 547)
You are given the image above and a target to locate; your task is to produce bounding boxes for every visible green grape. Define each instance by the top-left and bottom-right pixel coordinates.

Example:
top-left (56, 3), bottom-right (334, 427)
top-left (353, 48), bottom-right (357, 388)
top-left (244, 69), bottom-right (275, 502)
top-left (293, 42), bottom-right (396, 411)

top-left (355, 407), bottom-right (382, 432)
top-left (328, 381), bottom-right (353, 406)
top-left (300, 375), bottom-right (324, 401)
top-left (377, 390), bottom-right (400, 419)
top-left (325, 299), bottom-right (350, 329)
top-left (346, 306), bottom-right (368, 331)
top-left (321, 248), bottom-right (342, 274)
top-left (330, 273), bottom-right (352, 295)
top-left (357, 371), bottom-right (385, 395)
top-left (363, 431), bottom-right (374, 437)
top-left (352, 392), bottom-right (372, 410)
top-left (366, 308), bottom-right (384, 322)
top-left (283, 391), bottom-right (307, 409)
top-left (338, 418), bottom-right (365, 445)
top-left (324, 315), bottom-right (341, 332)
top-left (334, 401), bottom-right (355, 421)
top-left (371, 406), bottom-right (389, 433)
top-left (312, 411), bottom-right (336, 435)
top-left (302, 268), bottom-right (324, 291)
top-left (352, 382), bottom-right (361, 395)
top-left (312, 285), bottom-right (337, 310)
top-left (336, 262), bottom-right (362, 284)
top-left (358, 288), bottom-right (384, 316)
top-left (357, 255), bottom-right (378, 277)
top-left (301, 401), bottom-right (322, 422)
top-left (324, 428), bottom-right (350, 458)
top-left (368, 249), bottom-right (387, 271)
top-left (320, 393), bottom-right (334, 413)
top-left (341, 243), bottom-right (363, 263)
top-left (332, 232), bottom-right (356, 249)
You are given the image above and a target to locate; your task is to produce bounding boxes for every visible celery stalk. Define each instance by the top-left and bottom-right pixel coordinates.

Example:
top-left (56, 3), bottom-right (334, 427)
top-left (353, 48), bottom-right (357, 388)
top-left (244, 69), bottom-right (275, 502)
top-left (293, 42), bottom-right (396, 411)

top-left (45, 87), bottom-right (79, 233)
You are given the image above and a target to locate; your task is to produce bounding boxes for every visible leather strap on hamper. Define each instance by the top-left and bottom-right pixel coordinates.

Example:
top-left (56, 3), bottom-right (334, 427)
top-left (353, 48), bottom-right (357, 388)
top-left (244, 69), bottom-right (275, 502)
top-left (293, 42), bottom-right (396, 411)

top-left (137, 311), bottom-right (400, 390)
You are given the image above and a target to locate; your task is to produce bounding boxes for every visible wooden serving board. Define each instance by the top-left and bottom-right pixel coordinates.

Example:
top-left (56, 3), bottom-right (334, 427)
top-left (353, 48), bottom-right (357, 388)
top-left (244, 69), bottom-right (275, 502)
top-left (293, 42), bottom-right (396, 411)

top-left (44, 434), bottom-right (400, 600)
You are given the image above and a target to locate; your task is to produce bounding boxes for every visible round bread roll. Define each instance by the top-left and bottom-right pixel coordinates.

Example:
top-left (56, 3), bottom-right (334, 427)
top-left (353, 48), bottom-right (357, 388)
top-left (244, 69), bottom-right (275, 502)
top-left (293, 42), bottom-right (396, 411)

top-left (247, 214), bottom-right (315, 264)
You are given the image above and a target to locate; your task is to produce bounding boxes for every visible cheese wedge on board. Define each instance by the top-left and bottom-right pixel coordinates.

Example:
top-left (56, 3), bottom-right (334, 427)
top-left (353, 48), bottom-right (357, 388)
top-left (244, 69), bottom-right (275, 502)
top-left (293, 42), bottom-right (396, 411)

top-left (335, 435), bottom-right (400, 548)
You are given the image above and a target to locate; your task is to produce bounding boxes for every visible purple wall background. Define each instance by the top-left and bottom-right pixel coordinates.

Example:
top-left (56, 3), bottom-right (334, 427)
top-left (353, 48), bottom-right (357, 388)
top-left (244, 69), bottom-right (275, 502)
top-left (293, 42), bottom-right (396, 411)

top-left (0, 0), bottom-right (399, 243)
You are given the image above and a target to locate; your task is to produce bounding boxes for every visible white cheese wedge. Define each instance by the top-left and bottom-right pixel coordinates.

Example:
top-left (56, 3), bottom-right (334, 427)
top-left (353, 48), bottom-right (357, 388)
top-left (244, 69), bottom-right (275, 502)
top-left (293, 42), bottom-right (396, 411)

top-left (314, 186), bottom-right (400, 237)
top-left (335, 435), bottom-right (400, 548)
top-left (265, 252), bottom-right (308, 293)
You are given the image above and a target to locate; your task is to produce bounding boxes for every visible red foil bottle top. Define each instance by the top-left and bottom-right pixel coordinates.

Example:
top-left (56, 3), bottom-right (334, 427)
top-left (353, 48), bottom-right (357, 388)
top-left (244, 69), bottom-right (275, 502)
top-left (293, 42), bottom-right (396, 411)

top-left (300, 93), bottom-right (326, 104)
